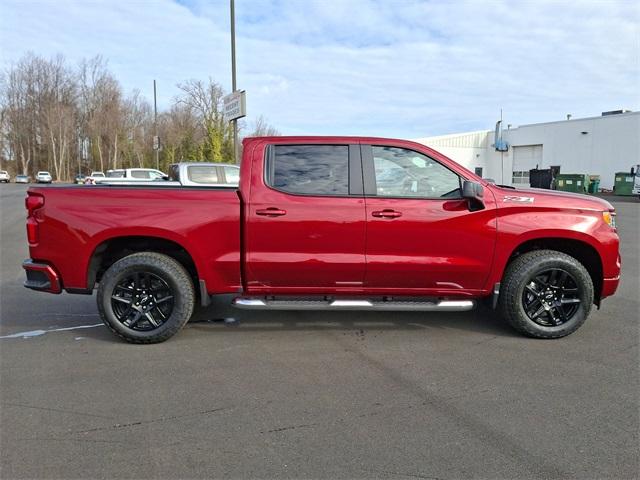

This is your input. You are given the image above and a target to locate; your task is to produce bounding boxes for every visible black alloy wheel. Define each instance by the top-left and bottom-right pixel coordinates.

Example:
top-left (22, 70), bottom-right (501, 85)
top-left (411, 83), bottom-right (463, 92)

top-left (499, 249), bottom-right (593, 339)
top-left (522, 268), bottom-right (581, 327)
top-left (111, 271), bottom-right (175, 331)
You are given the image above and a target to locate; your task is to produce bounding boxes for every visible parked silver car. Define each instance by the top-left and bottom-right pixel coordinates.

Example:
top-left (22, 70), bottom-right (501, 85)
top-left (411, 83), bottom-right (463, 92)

top-left (15, 174), bottom-right (30, 184)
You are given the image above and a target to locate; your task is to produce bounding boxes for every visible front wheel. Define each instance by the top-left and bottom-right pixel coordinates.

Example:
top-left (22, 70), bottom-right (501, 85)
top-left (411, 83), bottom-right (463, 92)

top-left (499, 250), bottom-right (594, 339)
top-left (97, 252), bottom-right (195, 343)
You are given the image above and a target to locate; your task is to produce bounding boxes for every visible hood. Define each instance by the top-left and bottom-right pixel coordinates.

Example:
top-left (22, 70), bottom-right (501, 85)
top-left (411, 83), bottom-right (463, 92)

top-left (489, 185), bottom-right (614, 211)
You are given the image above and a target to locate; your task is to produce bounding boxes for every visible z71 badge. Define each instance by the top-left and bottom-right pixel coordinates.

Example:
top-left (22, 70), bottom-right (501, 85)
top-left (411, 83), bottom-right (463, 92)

top-left (503, 196), bottom-right (534, 203)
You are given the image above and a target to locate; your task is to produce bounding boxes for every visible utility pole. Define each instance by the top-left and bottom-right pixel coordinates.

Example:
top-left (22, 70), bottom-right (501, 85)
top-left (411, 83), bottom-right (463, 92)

top-left (153, 79), bottom-right (159, 170)
top-left (230, 0), bottom-right (238, 164)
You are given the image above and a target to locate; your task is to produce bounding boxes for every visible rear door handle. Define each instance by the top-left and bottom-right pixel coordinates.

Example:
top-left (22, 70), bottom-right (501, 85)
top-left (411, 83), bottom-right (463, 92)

top-left (372, 209), bottom-right (402, 219)
top-left (256, 207), bottom-right (287, 217)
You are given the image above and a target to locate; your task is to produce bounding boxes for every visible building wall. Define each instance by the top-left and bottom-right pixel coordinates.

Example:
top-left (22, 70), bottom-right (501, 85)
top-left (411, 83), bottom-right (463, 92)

top-left (415, 111), bottom-right (640, 190)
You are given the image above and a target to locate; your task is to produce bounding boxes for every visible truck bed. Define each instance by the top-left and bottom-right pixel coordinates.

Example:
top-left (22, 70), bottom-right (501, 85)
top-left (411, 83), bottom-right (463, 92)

top-left (27, 185), bottom-right (242, 294)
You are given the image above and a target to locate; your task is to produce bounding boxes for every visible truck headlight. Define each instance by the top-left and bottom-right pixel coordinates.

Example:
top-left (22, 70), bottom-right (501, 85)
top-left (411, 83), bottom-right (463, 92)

top-left (602, 211), bottom-right (616, 229)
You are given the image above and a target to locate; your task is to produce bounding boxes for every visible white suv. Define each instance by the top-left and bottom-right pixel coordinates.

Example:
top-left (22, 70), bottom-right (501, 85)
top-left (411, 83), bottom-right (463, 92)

top-left (0, 170), bottom-right (10, 183)
top-left (97, 168), bottom-right (167, 183)
top-left (36, 171), bottom-right (53, 183)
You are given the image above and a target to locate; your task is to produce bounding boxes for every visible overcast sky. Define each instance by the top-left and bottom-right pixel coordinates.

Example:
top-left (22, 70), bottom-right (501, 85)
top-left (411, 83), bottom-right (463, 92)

top-left (1, 0), bottom-right (638, 137)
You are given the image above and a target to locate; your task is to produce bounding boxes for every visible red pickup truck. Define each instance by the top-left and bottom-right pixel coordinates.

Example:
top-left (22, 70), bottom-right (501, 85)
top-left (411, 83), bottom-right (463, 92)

top-left (23, 136), bottom-right (620, 343)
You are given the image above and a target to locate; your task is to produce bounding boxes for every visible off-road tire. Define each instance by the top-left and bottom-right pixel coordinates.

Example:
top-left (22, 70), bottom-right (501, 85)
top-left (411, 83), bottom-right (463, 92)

top-left (97, 252), bottom-right (195, 343)
top-left (499, 249), bottom-right (594, 339)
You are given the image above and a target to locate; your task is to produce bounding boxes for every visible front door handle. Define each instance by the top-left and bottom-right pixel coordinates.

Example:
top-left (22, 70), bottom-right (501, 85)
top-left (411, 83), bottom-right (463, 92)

top-left (372, 209), bottom-right (402, 219)
top-left (256, 207), bottom-right (287, 217)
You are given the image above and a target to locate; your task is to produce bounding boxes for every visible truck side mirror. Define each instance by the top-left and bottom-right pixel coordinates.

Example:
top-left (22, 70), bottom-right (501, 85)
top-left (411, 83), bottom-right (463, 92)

top-left (462, 180), bottom-right (484, 211)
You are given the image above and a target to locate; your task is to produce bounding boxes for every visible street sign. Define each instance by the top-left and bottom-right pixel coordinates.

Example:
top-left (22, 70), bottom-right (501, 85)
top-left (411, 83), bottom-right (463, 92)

top-left (223, 90), bottom-right (246, 122)
top-left (153, 135), bottom-right (160, 151)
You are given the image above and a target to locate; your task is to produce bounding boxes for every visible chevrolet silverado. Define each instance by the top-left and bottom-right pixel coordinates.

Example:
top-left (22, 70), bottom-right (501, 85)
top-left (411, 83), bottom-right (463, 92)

top-left (23, 136), bottom-right (621, 343)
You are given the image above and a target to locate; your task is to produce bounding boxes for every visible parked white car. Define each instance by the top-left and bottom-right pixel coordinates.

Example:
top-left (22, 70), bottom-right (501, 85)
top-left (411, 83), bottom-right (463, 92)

top-left (0, 170), bottom-right (10, 183)
top-left (36, 171), bottom-right (53, 183)
top-left (15, 174), bottom-right (30, 184)
top-left (93, 168), bottom-right (168, 183)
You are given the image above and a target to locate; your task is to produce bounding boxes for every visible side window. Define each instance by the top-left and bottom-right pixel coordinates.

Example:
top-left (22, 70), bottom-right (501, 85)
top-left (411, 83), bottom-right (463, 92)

top-left (130, 170), bottom-right (151, 179)
top-left (188, 166), bottom-right (219, 184)
top-left (223, 166), bottom-right (240, 185)
top-left (267, 145), bottom-right (349, 196)
top-left (371, 146), bottom-right (461, 198)
top-left (149, 171), bottom-right (165, 180)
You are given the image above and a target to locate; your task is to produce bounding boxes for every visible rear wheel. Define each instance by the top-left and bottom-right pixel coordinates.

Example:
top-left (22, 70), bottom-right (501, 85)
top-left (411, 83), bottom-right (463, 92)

top-left (97, 252), bottom-right (195, 343)
top-left (499, 250), bottom-right (594, 338)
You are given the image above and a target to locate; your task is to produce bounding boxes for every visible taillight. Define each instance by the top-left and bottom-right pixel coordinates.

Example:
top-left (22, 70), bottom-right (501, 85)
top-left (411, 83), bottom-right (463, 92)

top-left (26, 217), bottom-right (39, 243)
top-left (26, 194), bottom-right (44, 215)
top-left (25, 193), bottom-right (44, 244)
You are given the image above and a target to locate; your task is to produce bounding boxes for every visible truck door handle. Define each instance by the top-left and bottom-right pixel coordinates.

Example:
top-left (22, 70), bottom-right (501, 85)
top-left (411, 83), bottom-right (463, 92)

top-left (372, 209), bottom-right (402, 218)
top-left (256, 208), bottom-right (287, 217)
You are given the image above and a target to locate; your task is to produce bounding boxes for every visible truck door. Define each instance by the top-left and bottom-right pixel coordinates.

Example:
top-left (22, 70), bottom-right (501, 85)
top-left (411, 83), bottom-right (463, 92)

top-left (362, 144), bottom-right (497, 293)
top-left (245, 143), bottom-right (366, 291)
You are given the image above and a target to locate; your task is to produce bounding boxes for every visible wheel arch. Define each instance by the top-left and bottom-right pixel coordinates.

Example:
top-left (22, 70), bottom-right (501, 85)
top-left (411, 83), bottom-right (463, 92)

top-left (504, 237), bottom-right (603, 304)
top-left (87, 235), bottom-right (200, 299)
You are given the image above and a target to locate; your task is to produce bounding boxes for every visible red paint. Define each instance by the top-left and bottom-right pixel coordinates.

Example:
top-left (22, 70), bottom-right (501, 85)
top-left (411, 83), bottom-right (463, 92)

top-left (24, 136), bottom-right (620, 303)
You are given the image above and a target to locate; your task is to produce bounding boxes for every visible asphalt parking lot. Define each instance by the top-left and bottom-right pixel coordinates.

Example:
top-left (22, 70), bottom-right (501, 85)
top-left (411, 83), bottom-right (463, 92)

top-left (0, 183), bottom-right (638, 479)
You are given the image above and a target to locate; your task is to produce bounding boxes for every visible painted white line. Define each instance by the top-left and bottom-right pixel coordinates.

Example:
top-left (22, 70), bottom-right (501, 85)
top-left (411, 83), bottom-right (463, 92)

top-left (0, 323), bottom-right (104, 339)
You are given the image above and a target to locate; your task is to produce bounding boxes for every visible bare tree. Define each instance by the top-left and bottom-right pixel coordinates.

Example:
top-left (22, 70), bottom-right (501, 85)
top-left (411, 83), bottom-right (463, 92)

top-left (122, 89), bottom-right (152, 168)
top-left (42, 55), bottom-right (77, 180)
top-left (78, 56), bottom-right (123, 173)
top-left (1, 53), bottom-right (279, 178)
top-left (248, 115), bottom-right (280, 137)
top-left (176, 78), bottom-right (232, 162)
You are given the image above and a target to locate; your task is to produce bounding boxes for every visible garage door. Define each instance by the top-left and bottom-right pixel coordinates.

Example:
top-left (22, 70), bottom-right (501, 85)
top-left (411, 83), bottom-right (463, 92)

top-left (512, 145), bottom-right (543, 186)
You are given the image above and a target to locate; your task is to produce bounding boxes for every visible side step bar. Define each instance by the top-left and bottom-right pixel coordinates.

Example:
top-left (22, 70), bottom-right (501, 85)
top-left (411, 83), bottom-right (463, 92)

top-left (232, 298), bottom-right (475, 312)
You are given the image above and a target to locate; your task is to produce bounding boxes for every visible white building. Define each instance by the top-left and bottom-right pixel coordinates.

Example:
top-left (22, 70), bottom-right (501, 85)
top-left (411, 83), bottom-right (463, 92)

top-left (415, 110), bottom-right (639, 190)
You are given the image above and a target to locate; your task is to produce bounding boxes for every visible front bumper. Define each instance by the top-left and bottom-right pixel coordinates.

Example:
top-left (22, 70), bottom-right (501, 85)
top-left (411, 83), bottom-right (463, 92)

top-left (601, 276), bottom-right (620, 298)
top-left (23, 260), bottom-right (62, 294)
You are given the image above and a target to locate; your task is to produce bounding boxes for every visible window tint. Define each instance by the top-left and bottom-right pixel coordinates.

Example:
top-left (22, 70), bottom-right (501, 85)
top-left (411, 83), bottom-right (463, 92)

top-left (371, 146), bottom-right (461, 198)
top-left (223, 166), bottom-right (240, 184)
top-left (188, 166), bottom-right (219, 183)
top-left (269, 145), bottom-right (349, 195)
top-left (130, 170), bottom-right (151, 179)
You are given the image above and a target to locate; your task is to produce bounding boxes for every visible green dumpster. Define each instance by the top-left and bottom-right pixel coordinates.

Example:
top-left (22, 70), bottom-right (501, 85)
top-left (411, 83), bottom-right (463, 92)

top-left (588, 175), bottom-right (600, 194)
top-left (613, 172), bottom-right (634, 196)
top-left (555, 174), bottom-right (589, 193)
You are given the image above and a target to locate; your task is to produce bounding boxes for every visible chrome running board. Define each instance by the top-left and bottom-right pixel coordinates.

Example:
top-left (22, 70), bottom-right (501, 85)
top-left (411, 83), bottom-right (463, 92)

top-left (232, 298), bottom-right (475, 312)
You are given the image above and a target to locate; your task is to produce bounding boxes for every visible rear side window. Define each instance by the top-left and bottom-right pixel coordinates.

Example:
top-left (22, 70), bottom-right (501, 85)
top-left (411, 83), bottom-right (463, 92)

top-left (267, 145), bottom-right (349, 196)
top-left (223, 166), bottom-right (240, 184)
top-left (130, 170), bottom-right (151, 179)
top-left (188, 166), bottom-right (219, 183)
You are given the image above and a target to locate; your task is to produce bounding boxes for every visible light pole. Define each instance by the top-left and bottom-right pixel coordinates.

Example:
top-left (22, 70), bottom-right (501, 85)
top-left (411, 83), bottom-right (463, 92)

top-left (153, 79), bottom-right (159, 170)
top-left (230, 0), bottom-right (238, 164)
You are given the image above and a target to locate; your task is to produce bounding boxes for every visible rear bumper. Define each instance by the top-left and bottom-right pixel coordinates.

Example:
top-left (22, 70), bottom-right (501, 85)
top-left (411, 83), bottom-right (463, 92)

top-left (22, 260), bottom-right (62, 294)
